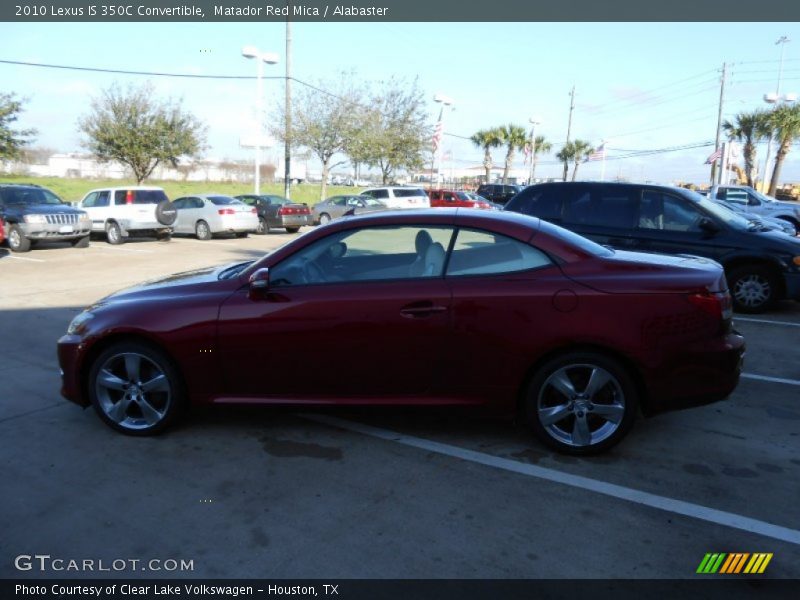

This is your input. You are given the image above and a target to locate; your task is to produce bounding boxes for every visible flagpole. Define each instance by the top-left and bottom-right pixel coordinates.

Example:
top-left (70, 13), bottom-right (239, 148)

top-left (429, 105), bottom-right (444, 191)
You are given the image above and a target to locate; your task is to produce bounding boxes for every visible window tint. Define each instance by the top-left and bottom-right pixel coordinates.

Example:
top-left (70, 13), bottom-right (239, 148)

top-left (723, 189), bottom-right (750, 205)
top-left (271, 225), bottom-right (454, 286)
top-left (95, 191), bottom-right (110, 207)
top-left (563, 187), bottom-right (638, 228)
top-left (333, 197), bottom-right (347, 206)
top-left (510, 187), bottom-right (563, 221)
top-left (639, 192), bottom-right (703, 232)
top-left (208, 196), bottom-right (240, 206)
top-left (82, 192), bottom-right (98, 207)
top-left (113, 190), bottom-right (168, 205)
top-left (172, 198), bottom-right (187, 209)
top-left (447, 229), bottom-right (551, 276)
top-left (239, 197), bottom-right (257, 206)
top-left (371, 189), bottom-right (389, 199)
top-left (393, 188), bottom-right (426, 198)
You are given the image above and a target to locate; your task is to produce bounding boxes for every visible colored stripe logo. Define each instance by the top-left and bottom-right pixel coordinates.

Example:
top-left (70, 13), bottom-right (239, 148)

top-left (697, 553), bottom-right (773, 574)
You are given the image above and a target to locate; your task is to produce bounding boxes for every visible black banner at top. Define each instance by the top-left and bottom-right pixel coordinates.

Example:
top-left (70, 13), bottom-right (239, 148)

top-left (2, 0), bottom-right (800, 22)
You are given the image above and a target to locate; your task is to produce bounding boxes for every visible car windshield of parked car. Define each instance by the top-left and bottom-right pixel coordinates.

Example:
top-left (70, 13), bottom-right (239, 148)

top-left (690, 194), bottom-right (751, 230)
top-left (1, 188), bottom-right (63, 205)
top-left (265, 196), bottom-right (290, 205)
top-left (208, 196), bottom-right (241, 205)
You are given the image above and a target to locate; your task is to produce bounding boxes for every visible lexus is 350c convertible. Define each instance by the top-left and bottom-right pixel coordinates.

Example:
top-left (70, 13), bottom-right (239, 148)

top-left (58, 209), bottom-right (745, 454)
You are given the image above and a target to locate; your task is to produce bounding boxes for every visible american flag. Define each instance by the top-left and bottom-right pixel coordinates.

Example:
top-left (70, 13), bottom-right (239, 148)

top-left (586, 143), bottom-right (606, 161)
top-left (432, 120), bottom-right (443, 153)
top-left (704, 148), bottom-right (722, 164)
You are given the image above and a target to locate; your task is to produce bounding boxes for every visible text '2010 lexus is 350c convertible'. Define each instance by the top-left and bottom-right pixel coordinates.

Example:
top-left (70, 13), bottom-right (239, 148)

top-left (58, 209), bottom-right (744, 454)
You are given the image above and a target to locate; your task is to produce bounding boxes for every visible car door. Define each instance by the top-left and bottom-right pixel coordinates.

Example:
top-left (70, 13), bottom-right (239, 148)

top-left (441, 227), bottom-right (567, 406)
top-left (171, 197), bottom-right (190, 233)
top-left (631, 190), bottom-right (734, 262)
top-left (81, 191), bottom-right (111, 231)
top-left (217, 224), bottom-right (455, 399)
top-left (561, 184), bottom-right (642, 250)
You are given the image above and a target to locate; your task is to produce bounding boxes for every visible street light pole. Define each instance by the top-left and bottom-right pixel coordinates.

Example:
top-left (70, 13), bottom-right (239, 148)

top-left (528, 117), bottom-right (540, 185)
top-left (242, 46), bottom-right (279, 196)
top-left (760, 35), bottom-right (790, 192)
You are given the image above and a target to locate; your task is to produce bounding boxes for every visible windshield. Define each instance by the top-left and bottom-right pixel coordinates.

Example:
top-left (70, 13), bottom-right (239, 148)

top-left (0, 187), bottom-right (63, 205)
top-left (686, 192), bottom-right (752, 229)
top-left (208, 196), bottom-right (241, 206)
top-left (263, 195), bottom-right (290, 206)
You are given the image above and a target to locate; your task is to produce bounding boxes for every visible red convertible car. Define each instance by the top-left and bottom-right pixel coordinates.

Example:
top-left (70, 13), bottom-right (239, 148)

top-left (58, 209), bottom-right (744, 454)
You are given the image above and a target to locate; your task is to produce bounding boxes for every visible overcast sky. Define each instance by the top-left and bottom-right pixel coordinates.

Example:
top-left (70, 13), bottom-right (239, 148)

top-left (2, 21), bottom-right (800, 184)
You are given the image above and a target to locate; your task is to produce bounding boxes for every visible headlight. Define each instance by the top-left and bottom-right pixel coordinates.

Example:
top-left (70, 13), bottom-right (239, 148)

top-left (67, 311), bottom-right (94, 335)
top-left (24, 214), bottom-right (47, 224)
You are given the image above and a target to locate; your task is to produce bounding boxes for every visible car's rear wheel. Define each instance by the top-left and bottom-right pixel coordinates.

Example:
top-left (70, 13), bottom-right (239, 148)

top-left (524, 352), bottom-right (637, 455)
top-left (71, 235), bottom-right (90, 248)
top-left (88, 342), bottom-right (184, 435)
top-left (285, 227), bottom-right (300, 234)
top-left (256, 218), bottom-right (268, 235)
top-left (195, 220), bottom-right (212, 240)
top-left (7, 225), bottom-right (31, 252)
top-left (728, 265), bottom-right (778, 313)
top-left (318, 213), bottom-right (331, 225)
top-left (106, 222), bottom-right (123, 245)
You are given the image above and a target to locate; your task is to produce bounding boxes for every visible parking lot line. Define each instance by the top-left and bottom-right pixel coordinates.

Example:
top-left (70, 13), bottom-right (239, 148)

top-left (176, 238), bottom-right (238, 247)
top-left (741, 372), bottom-right (800, 386)
top-left (303, 414), bottom-right (800, 547)
top-left (736, 317), bottom-right (800, 328)
top-left (5, 255), bottom-right (45, 262)
top-left (88, 246), bottom-right (155, 254)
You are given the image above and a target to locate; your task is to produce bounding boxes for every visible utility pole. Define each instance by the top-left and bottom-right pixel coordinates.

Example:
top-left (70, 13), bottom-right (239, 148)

top-left (711, 62), bottom-right (726, 184)
top-left (284, 17), bottom-right (292, 199)
top-left (563, 86), bottom-right (575, 182)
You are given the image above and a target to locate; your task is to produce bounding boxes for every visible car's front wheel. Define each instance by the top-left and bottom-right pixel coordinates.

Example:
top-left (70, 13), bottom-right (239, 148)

top-left (88, 342), bottom-right (184, 435)
top-left (256, 218), bottom-right (268, 235)
top-left (195, 220), bottom-right (212, 240)
top-left (728, 265), bottom-right (778, 313)
top-left (7, 224), bottom-right (31, 252)
top-left (318, 213), bottom-right (331, 225)
top-left (106, 221), bottom-right (123, 245)
top-left (523, 352), bottom-right (637, 455)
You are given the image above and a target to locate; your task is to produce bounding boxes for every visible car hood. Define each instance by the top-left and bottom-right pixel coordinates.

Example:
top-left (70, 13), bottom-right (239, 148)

top-left (8, 204), bottom-right (86, 215)
top-left (762, 199), bottom-right (800, 213)
top-left (560, 250), bottom-right (728, 294)
top-left (95, 265), bottom-right (234, 307)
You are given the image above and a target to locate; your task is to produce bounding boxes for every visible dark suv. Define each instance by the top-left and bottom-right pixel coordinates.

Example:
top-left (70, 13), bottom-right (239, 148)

top-left (476, 183), bottom-right (524, 205)
top-left (505, 181), bottom-right (800, 313)
top-left (0, 184), bottom-right (92, 252)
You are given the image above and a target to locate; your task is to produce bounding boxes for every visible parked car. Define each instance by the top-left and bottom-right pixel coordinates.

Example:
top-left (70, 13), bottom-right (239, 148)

top-left (0, 215), bottom-right (5, 245)
top-left (58, 209), bottom-right (744, 455)
top-left (360, 186), bottom-right (430, 209)
top-left (708, 185), bottom-right (800, 235)
top-left (78, 186), bottom-right (177, 244)
top-left (235, 194), bottom-right (311, 234)
top-left (0, 183), bottom-right (92, 252)
top-left (172, 195), bottom-right (258, 240)
top-left (427, 189), bottom-right (495, 209)
top-left (465, 191), bottom-right (503, 210)
top-left (312, 195), bottom-right (387, 224)
top-left (504, 181), bottom-right (800, 313)
top-left (717, 199), bottom-right (796, 236)
top-left (476, 183), bottom-right (525, 205)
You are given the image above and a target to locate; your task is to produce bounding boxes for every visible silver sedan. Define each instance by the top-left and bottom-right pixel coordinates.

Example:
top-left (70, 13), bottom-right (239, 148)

top-left (172, 194), bottom-right (259, 240)
top-left (312, 195), bottom-right (388, 225)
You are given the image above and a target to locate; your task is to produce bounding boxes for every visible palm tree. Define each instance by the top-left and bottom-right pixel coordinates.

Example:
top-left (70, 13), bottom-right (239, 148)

top-left (498, 124), bottom-right (528, 183)
top-left (722, 110), bottom-right (769, 187)
top-left (530, 135), bottom-right (552, 182)
top-left (469, 128), bottom-right (503, 184)
top-left (556, 140), bottom-right (593, 181)
top-left (766, 104), bottom-right (800, 196)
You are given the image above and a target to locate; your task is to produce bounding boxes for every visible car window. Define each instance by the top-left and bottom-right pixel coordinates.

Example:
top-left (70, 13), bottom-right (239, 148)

top-left (208, 196), bottom-right (240, 205)
top-left (372, 189), bottom-right (390, 199)
top-left (82, 192), bottom-right (99, 207)
top-left (393, 188), bottom-right (425, 198)
top-left (271, 225), bottom-right (455, 286)
top-left (172, 198), bottom-right (187, 209)
top-left (191, 197), bottom-right (204, 209)
top-left (639, 192), bottom-right (703, 232)
top-left (509, 187), bottom-right (563, 221)
top-left (239, 197), bottom-right (257, 206)
top-left (723, 189), bottom-right (749, 205)
top-left (562, 187), bottom-right (638, 229)
top-left (95, 191), bottom-right (110, 207)
top-left (333, 197), bottom-right (347, 206)
top-left (447, 229), bottom-right (552, 276)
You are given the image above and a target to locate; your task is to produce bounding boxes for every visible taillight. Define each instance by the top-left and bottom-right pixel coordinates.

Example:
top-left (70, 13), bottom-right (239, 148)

top-left (218, 208), bottom-right (235, 215)
top-left (251, 208), bottom-right (257, 214)
top-left (126, 190), bottom-right (134, 204)
top-left (688, 290), bottom-right (732, 321)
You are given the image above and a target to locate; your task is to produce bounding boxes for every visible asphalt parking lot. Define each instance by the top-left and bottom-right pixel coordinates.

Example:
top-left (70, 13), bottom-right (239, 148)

top-left (1, 231), bottom-right (799, 579)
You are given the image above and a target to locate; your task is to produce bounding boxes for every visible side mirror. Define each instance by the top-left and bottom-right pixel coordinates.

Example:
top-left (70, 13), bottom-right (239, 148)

top-left (699, 217), bottom-right (720, 234)
top-left (248, 268), bottom-right (270, 298)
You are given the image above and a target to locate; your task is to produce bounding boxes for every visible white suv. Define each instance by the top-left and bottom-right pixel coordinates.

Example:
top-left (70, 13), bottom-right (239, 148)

top-left (78, 186), bottom-right (177, 244)
top-left (360, 186), bottom-right (430, 209)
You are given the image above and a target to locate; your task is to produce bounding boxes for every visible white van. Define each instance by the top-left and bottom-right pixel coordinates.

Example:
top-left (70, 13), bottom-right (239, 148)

top-left (359, 187), bottom-right (430, 209)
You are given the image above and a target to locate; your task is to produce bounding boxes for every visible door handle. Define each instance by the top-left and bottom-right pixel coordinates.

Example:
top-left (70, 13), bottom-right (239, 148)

top-left (400, 301), bottom-right (448, 319)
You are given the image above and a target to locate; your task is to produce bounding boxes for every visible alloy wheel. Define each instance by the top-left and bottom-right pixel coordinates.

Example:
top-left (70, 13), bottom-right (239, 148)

top-left (732, 274), bottom-right (770, 309)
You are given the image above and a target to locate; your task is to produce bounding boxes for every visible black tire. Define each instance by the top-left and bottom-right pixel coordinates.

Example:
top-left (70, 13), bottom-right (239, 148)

top-left (71, 235), bottom-right (90, 248)
top-left (728, 265), bottom-right (779, 313)
top-left (523, 352), bottom-right (637, 455)
top-left (256, 217), bottom-right (268, 235)
top-left (318, 213), bottom-right (331, 225)
top-left (88, 341), bottom-right (185, 436)
top-left (155, 200), bottom-right (178, 226)
top-left (106, 221), bottom-right (124, 245)
top-left (156, 231), bottom-right (172, 242)
top-left (235, 232), bottom-right (249, 238)
top-left (7, 224), bottom-right (31, 252)
top-left (285, 227), bottom-right (300, 234)
top-left (195, 220), bottom-right (212, 241)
